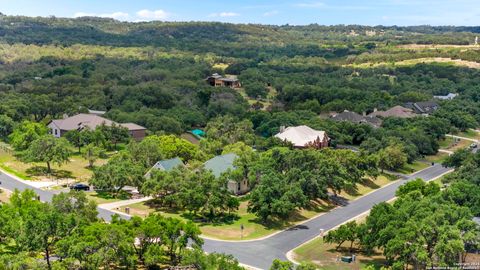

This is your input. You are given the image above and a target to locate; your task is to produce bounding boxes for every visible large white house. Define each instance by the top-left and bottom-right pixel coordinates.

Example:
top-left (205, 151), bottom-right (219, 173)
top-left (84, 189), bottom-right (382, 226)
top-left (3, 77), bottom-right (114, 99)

top-left (274, 125), bottom-right (329, 149)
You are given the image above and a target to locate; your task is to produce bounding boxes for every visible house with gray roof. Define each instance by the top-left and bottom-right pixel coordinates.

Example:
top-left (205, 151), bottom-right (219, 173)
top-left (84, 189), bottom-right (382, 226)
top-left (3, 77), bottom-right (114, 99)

top-left (405, 101), bottom-right (440, 115)
top-left (145, 157), bottom-right (184, 178)
top-left (48, 113), bottom-right (146, 141)
top-left (330, 110), bottom-right (382, 128)
top-left (434, 93), bottom-right (458, 100)
top-left (204, 153), bottom-right (249, 195)
top-left (206, 73), bottom-right (241, 88)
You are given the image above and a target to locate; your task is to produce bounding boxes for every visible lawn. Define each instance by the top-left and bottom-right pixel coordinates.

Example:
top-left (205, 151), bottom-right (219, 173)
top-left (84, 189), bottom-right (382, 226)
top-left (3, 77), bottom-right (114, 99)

top-left (85, 191), bottom-right (124, 205)
top-left (454, 129), bottom-right (480, 140)
top-left (0, 188), bottom-right (11, 203)
top-left (0, 147), bottom-right (107, 183)
top-left (339, 174), bottom-right (395, 201)
top-left (396, 161), bottom-right (430, 175)
top-left (118, 174), bottom-right (397, 240)
top-left (119, 199), bottom-right (335, 240)
top-left (439, 137), bottom-right (471, 151)
top-left (425, 152), bottom-right (449, 163)
top-left (293, 238), bottom-right (386, 270)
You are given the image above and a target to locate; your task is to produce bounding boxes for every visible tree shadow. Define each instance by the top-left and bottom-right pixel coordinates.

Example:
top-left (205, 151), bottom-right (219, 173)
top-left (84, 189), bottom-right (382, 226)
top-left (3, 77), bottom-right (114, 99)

top-left (25, 166), bottom-right (73, 179)
top-left (143, 199), bottom-right (241, 226)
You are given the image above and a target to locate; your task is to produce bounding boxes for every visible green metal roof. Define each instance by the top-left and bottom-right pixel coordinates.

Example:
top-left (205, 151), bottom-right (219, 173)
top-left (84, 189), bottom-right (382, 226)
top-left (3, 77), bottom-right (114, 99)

top-left (204, 153), bottom-right (237, 177)
top-left (152, 157), bottom-right (184, 171)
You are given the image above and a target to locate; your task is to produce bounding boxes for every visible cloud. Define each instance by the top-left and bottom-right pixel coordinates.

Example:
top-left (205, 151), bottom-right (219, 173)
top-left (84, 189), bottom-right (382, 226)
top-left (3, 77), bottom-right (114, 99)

top-left (208, 12), bottom-right (240, 18)
top-left (136, 9), bottom-right (169, 20)
top-left (295, 2), bottom-right (325, 8)
top-left (73, 11), bottom-right (130, 20)
top-left (263, 10), bottom-right (279, 17)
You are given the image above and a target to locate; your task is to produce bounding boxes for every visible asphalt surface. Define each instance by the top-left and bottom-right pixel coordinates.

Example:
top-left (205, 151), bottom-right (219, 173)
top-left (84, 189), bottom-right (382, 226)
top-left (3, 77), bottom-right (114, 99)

top-left (0, 173), bottom-right (130, 221)
top-left (202, 164), bottom-right (452, 269)
top-left (0, 164), bottom-right (452, 269)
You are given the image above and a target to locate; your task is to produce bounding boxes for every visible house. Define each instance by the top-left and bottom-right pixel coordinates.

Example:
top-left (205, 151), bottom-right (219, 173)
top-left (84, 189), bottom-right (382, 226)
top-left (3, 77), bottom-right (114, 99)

top-left (405, 101), bottom-right (440, 115)
top-left (145, 157), bottom-right (184, 178)
top-left (48, 113), bottom-right (147, 141)
top-left (368, 106), bottom-right (416, 119)
top-left (204, 153), bottom-right (249, 195)
top-left (330, 110), bottom-right (382, 128)
top-left (206, 73), bottom-right (241, 88)
top-left (434, 93), bottom-right (458, 100)
top-left (87, 109), bottom-right (106, 116)
top-left (274, 125), bottom-right (329, 149)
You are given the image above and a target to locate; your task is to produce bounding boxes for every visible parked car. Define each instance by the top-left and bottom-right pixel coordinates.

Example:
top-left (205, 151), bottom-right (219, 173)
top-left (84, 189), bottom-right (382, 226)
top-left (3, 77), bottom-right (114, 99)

top-left (470, 143), bottom-right (478, 149)
top-left (70, 183), bottom-right (90, 191)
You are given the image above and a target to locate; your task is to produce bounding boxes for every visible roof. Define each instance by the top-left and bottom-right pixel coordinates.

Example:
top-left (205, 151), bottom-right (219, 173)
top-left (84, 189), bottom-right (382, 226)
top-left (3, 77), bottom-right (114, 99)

top-left (50, 113), bottom-right (115, 131)
top-left (274, 125), bottom-right (327, 147)
top-left (474, 217), bottom-right (480, 225)
top-left (369, 106), bottom-right (416, 118)
top-left (405, 101), bottom-right (440, 114)
top-left (191, 129), bottom-right (205, 137)
top-left (121, 123), bottom-right (146, 131)
top-left (50, 113), bottom-right (145, 132)
top-left (434, 93), bottom-right (458, 100)
top-left (87, 109), bottom-right (106, 115)
top-left (152, 157), bottom-right (184, 171)
top-left (204, 153), bottom-right (237, 177)
top-left (331, 111), bottom-right (382, 127)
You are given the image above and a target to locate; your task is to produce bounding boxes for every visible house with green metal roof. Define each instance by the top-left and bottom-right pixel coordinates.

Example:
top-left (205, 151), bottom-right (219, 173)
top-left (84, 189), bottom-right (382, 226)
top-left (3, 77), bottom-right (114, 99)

top-left (204, 153), bottom-right (249, 195)
top-left (145, 157), bottom-right (184, 178)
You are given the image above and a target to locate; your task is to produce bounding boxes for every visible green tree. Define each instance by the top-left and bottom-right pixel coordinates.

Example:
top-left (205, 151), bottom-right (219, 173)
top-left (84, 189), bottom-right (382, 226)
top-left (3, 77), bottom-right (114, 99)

top-left (82, 143), bottom-right (104, 168)
top-left (0, 114), bottom-right (14, 140)
top-left (97, 123), bottom-right (130, 150)
top-left (89, 153), bottom-right (144, 196)
top-left (65, 129), bottom-right (93, 153)
top-left (9, 121), bottom-right (48, 151)
top-left (248, 170), bottom-right (307, 222)
top-left (24, 135), bottom-right (71, 173)
top-left (324, 221), bottom-right (359, 251)
top-left (270, 259), bottom-right (295, 270)
top-left (377, 144), bottom-right (408, 172)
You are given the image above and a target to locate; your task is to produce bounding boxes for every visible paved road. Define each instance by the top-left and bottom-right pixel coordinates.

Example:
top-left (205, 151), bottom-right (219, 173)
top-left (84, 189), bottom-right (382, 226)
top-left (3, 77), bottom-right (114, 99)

top-left (0, 172), bottom-right (130, 221)
top-left (0, 164), bottom-right (452, 269)
top-left (202, 164), bottom-right (452, 269)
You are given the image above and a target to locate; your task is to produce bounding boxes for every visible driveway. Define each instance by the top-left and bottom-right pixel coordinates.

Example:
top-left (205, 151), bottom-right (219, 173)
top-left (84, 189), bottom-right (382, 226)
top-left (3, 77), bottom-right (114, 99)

top-left (0, 164), bottom-right (452, 269)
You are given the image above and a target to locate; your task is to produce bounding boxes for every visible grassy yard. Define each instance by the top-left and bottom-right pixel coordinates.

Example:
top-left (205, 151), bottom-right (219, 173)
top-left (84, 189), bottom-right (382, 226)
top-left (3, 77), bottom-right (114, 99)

top-left (454, 129), bottom-right (480, 140)
top-left (0, 188), bottom-right (11, 203)
top-left (293, 238), bottom-right (386, 270)
top-left (118, 174), bottom-right (397, 240)
top-left (338, 174), bottom-right (395, 201)
top-left (425, 152), bottom-right (449, 163)
top-left (85, 191), bottom-right (124, 205)
top-left (0, 147), bottom-right (107, 183)
top-left (396, 161), bottom-right (430, 175)
top-left (439, 137), bottom-right (472, 151)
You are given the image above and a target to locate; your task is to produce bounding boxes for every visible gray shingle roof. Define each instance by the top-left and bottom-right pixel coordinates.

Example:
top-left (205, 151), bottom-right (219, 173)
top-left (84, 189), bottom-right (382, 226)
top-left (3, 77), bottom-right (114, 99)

top-left (50, 113), bottom-right (145, 132)
top-left (204, 153), bottom-right (238, 177)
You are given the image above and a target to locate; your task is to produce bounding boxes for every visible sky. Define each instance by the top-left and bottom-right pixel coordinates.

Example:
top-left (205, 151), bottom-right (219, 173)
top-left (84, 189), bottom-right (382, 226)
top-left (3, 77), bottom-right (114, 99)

top-left (0, 0), bottom-right (479, 26)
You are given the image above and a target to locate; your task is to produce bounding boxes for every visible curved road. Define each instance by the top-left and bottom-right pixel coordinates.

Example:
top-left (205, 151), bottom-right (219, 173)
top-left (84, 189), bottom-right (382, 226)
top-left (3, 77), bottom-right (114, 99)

top-left (0, 164), bottom-right (452, 269)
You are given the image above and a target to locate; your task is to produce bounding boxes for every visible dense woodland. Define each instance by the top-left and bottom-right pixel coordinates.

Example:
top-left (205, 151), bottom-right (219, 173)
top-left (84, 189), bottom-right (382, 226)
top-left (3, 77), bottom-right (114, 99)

top-left (0, 14), bottom-right (480, 269)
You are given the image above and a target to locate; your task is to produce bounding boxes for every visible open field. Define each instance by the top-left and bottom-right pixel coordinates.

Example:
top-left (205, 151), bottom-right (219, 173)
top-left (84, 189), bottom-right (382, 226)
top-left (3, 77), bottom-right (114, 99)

top-left (119, 174), bottom-right (396, 240)
top-left (439, 137), bottom-right (472, 152)
top-left (350, 57), bottom-right (480, 69)
top-left (85, 191), bottom-right (124, 205)
top-left (0, 147), bottom-right (107, 183)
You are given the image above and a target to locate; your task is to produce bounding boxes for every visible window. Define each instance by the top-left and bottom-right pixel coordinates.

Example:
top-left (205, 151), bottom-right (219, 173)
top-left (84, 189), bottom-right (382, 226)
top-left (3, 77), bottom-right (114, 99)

top-left (54, 129), bottom-right (58, 135)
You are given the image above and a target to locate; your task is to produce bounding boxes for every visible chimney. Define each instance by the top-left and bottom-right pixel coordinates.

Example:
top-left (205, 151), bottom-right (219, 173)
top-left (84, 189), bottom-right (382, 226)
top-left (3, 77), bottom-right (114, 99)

top-left (62, 113), bottom-right (69, 119)
top-left (373, 108), bottom-right (378, 112)
top-left (279, 126), bottom-right (286, 133)
top-left (362, 111), bottom-right (366, 116)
